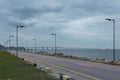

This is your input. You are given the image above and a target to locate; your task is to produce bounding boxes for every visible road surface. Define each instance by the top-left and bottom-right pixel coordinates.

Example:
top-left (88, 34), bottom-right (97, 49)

top-left (11, 51), bottom-right (120, 80)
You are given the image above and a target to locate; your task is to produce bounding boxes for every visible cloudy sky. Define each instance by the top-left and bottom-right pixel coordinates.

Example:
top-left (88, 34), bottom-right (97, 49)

top-left (0, 0), bottom-right (120, 49)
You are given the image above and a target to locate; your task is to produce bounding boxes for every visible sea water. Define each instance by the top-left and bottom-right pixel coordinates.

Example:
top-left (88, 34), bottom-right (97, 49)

top-left (38, 49), bottom-right (120, 60)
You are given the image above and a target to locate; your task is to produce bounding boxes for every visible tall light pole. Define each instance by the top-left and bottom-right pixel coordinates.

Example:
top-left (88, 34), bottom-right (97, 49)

top-left (105, 18), bottom-right (116, 64)
top-left (16, 26), bottom-right (24, 57)
top-left (33, 39), bottom-right (36, 54)
top-left (51, 33), bottom-right (56, 54)
top-left (25, 41), bottom-right (28, 52)
top-left (9, 35), bottom-right (14, 53)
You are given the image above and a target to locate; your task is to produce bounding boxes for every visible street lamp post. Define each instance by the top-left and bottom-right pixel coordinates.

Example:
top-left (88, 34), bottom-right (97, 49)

top-left (33, 39), bottom-right (36, 54)
top-left (16, 26), bottom-right (24, 57)
top-left (51, 33), bottom-right (56, 54)
top-left (105, 18), bottom-right (116, 64)
top-left (25, 41), bottom-right (28, 52)
top-left (9, 35), bottom-right (14, 53)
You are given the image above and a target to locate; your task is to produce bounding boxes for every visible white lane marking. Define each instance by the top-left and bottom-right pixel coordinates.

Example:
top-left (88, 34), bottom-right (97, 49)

top-left (12, 51), bottom-right (102, 80)
top-left (32, 58), bottom-right (102, 80)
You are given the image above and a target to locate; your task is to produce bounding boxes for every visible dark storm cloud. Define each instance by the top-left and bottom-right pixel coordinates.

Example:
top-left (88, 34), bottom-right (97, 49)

top-left (12, 6), bottom-right (62, 20)
top-left (13, 7), bottom-right (41, 19)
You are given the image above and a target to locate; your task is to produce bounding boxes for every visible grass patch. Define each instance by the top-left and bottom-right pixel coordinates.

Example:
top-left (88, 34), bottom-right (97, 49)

top-left (0, 50), bottom-right (58, 80)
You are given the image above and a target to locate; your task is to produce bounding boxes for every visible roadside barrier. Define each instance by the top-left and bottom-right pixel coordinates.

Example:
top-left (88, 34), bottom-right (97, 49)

top-left (33, 63), bottom-right (37, 67)
top-left (39, 66), bottom-right (52, 74)
top-left (58, 74), bottom-right (75, 80)
top-left (62, 75), bottom-right (71, 80)
top-left (20, 57), bottom-right (75, 80)
top-left (39, 66), bottom-right (45, 71)
top-left (44, 67), bottom-right (52, 74)
top-left (50, 73), bottom-right (76, 80)
top-left (21, 58), bottom-right (24, 61)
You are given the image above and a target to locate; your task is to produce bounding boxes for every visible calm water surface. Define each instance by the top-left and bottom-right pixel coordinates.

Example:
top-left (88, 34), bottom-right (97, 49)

top-left (38, 49), bottom-right (120, 60)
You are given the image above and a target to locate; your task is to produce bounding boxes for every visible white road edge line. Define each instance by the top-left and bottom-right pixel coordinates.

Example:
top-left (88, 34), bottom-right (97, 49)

top-left (36, 59), bottom-right (102, 80)
top-left (12, 51), bottom-right (102, 80)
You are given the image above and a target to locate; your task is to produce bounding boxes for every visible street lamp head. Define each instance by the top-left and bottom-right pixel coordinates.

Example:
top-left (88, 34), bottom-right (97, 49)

top-left (33, 39), bottom-right (36, 40)
top-left (51, 33), bottom-right (56, 35)
top-left (20, 26), bottom-right (24, 28)
top-left (51, 33), bottom-right (54, 35)
top-left (17, 26), bottom-right (25, 28)
top-left (105, 18), bottom-right (112, 21)
top-left (105, 18), bottom-right (115, 21)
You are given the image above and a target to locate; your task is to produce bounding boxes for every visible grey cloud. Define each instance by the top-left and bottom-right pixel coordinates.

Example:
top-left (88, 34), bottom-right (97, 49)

top-left (67, 0), bottom-right (120, 16)
top-left (13, 7), bottom-right (42, 20)
top-left (4, 6), bottom-right (62, 28)
top-left (13, 6), bottom-right (62, 20)
top-left (1, 0), bottom-right (120, 48)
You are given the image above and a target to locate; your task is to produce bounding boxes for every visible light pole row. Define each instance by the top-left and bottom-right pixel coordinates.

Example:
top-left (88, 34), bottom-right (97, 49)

top-left (27, 33), bottom-right (57, 54)
top-left (7, 18), bottom-right (116, 65)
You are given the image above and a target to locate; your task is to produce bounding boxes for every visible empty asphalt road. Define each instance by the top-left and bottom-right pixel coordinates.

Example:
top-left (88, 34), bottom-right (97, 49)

top-left (11, 51), bottom-right (120, 80)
